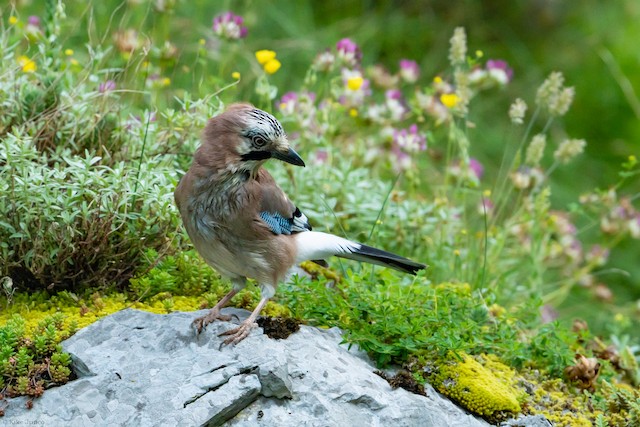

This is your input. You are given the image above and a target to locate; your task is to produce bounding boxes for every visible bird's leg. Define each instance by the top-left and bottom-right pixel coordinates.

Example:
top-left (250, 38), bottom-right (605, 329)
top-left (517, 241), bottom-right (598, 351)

top-left (218, 296), bottom-right (269, 347)
top-left (192, 288), bottom-right (239, 334)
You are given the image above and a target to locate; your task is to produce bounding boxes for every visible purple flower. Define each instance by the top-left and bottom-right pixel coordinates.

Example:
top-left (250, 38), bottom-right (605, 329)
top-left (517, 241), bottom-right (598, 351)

top-left (385, 89), bottom-right (403, 101)
top-left (314, 149), bottom-right (328, 164)
top-left (98, 80), bottom-right (116, 93)
top-left (335, 38), bottom-right (361, 67)
top-left (479, 197), bottom-right (494, 216)
top-left (399, 59), bottom-right (420, 83)
top-left (336, 38), bottom-right (358, 54)
top-left (278, 92), bottom-right (299, 115)
top-left (212, 11), bottom-right (248, 40)
top-left (449, 158), bottom-right (484, 184)
top-left (486, 59), bottom-right (513, 83)
top-left (277, 91), bottom-right (316, 114)
top-left (27, 16), bottom-right (41, 28)
top-left (393, 124), bottom-right (427, 154)
top-left (469, 158), bottom-right (484, 179)
top-left (382, 89), bottom-right (409, 121)
top-left (280, 92), bottom-right (298, 104)
top-left (390, 125), bottom-right (427, 172)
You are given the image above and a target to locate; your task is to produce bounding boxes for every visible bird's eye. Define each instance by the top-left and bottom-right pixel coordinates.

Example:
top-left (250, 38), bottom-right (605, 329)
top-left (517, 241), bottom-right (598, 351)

top-left (252, 135), bottom-right (267, 147)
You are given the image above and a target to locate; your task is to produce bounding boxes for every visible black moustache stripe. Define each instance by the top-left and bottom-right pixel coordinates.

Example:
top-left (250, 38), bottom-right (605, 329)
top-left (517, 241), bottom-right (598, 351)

top-left (241, 151), bottom-right (272, 161)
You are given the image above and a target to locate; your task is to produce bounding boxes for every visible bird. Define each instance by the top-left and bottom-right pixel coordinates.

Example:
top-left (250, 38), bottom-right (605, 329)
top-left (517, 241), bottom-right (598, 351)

top-left (174, 103), bottom-right (426, 346)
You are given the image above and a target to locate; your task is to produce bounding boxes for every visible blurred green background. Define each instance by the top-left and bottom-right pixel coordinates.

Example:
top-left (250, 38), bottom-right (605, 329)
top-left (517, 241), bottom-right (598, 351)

top-left (7, 0), bottom-right (639, 330)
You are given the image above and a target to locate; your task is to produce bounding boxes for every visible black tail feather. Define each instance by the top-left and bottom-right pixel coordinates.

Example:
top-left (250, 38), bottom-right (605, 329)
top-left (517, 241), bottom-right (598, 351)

top-left (336, 244), bottom-right (426, 275)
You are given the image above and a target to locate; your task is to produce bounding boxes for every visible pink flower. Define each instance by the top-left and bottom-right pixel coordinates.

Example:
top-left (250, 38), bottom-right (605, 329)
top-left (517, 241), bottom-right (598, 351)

top-left (479, 197), bottom-right (494, 216)
top-left (469, 158), bottom-right (484, 179)
top-left (336, 38), bottom-right (361, 67)
top-left (449, 158), bottom-right (484, 185)
top-left (314, 149), bottom-right (328, 165)
top-left (390, 124), bottom-right (426, 171)
top-left (486, 59), bottom-right (513, 83)
top-left (393, 124), bottom-right (427, 154)
top-left (212, 11), bottom-right (248, 40)
top-left (336, 38), bottom-right (358, 54)
top-left (279, 91), bottom-right (298, 104)
top-left (277, 91), bottom-right (316, 116)
top-left (399, 59), bottom-right (420, 83)
top-left (385, 89), bottom-right (403, 100)
top-left (27, 16), bottom-right (41, 28)
top-left (99, 80), bottom-right (116, 93)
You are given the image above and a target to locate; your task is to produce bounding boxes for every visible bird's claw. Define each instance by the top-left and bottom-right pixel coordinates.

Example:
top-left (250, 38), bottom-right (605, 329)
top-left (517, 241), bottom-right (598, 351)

top-left (217, 321), bottom-right (258, 349)
top-left (192, 309), bottom-right (234, 335)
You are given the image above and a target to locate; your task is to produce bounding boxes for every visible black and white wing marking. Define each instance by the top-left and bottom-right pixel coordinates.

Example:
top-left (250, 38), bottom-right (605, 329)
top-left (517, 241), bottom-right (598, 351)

top-left (260, 207), bottom-right (311, 236)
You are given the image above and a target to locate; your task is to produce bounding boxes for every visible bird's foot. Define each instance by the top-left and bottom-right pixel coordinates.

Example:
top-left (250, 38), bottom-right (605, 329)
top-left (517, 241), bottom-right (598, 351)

top-left (192, 308), bottom-right (236, 335)
top-left (218, 320), bottom-right (258, 347)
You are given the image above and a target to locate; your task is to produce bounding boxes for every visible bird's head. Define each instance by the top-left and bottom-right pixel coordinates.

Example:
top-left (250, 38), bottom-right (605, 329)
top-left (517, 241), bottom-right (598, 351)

top-left (199, 103), bottom-right (304, 176)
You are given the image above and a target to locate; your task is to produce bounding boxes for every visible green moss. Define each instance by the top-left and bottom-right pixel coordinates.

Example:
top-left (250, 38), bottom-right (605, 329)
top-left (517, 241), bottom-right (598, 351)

top-left (427, 353), bottom-right (522, 421)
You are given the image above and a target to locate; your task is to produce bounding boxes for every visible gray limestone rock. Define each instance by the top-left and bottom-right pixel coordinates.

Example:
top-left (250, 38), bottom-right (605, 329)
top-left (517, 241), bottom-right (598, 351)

top-left (1, 308), bottom-right (527, 426)
top-left (500, 415), bottom-right (554, 427)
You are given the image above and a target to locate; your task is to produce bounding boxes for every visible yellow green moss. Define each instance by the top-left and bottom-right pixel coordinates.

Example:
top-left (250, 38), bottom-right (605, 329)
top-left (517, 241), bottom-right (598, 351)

top-left (422, 353), bottom-right (633, 427)
top-left (431, 353), bottom-right (522, 419)
top-left (0, 289), bottom-right (292, 339)
top-left (527, 378), bottom-right (595, 426)
top-left (299, 260), bottom-right (341, 283)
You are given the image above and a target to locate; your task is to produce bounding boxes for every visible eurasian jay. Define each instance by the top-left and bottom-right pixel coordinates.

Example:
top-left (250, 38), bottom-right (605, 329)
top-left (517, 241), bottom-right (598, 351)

top-left (175, 103), bottom-right (426, 345)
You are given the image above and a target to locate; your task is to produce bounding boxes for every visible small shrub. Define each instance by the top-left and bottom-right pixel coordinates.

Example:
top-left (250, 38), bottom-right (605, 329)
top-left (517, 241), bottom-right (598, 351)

top-left (0, 132), bottom-right (180, 290)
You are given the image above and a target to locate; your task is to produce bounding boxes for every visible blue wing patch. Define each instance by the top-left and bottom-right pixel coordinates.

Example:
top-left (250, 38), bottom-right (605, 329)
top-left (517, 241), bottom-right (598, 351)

top-left (260, 211), bottom-right (293, 235)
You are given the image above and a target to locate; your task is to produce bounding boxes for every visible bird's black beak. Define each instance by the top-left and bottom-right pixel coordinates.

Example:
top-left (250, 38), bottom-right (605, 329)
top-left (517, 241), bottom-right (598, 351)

top-left (272, 147), bottom-right (305, 167)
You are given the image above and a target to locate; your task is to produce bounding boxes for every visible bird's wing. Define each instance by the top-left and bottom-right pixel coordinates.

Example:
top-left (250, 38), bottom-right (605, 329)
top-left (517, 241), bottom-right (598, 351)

top-left (255, 169), bottom-right (311, 236)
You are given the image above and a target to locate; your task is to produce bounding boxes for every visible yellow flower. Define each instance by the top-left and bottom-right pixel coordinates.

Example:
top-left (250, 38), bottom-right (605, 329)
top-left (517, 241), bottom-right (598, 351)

top-left (17, 56), bottom-right (37, 73)
top-left (454, 249), bottom-right (461, 256)
top-left (161, 77), bottom-right (171, 86)
top-left (349, 108), bottom-right (358, 117)
top-left (9, 16), bottom-right (18, 25)
top-left (198, 38), bottom-right (206, 46)
top-left (346, 76), bottom-right (363, 91)
top-left (231, 71), bottom-right (241, 80)
top-left (263, 59), bottom-right (281, 74)
top-left (475, 50), bottom-right (484, 58)
top-left (483, 189), bottom-right (491, 197)
top-left (433, 76), bottom-right (443, 84)
top-left (70, 59), bottom-right (79, 66)
top-left (255, 50), bottom-right (276, 65)
top-left (440, 93), bottom-right (459, 108)
top-left (64, 49), bottom-right (74, 56)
